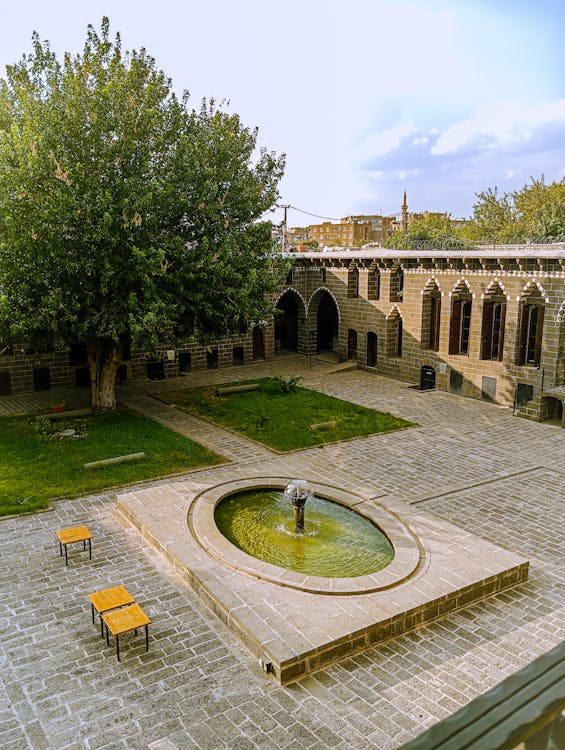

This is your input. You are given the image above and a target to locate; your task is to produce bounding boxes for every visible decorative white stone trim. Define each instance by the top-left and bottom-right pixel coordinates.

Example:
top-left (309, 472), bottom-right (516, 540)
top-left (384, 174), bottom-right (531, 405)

top-left (273, 287), bottom-right (307, 313)
top-left (386, 305), bottom-right (403, 319)
top-left (519, 278), bottom-right (549, 303)
top-left (306, 286), bottom-right (341, 322)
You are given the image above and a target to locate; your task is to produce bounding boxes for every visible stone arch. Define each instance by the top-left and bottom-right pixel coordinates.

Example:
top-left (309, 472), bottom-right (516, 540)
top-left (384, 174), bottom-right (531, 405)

top-left (273, 289), bottom-right (306, 353)
top-left (484, 278), bottom-right (508, 298)
top-left (449, 279), bottom-right (473, 355)
top-left (386, 307), bottom-right (403, 357)
top-left (480, 281), bottom-right (508, 361)
top-left (347, 263), bottom-right (359, 298)
top-left (367, 262), bottom-right (381, 300)
top-left (517, 281), bottom-right (547, 366)
top-left (366, 331), bottom-right (378, 367)
top-left (519, 279), bottom-right (549, 303)
top-left (306, 286), bottom-right (341, 321)
top-left (450, 278), bottom-right (473, 297)
top-left (421, 279), bottom-right (441, 351)
top-left (421, 276), bottom-right (442, 295)
top-left (307, 287), bottom-right (341, 353)
top-left (390, 265), bottom-right (404, 302)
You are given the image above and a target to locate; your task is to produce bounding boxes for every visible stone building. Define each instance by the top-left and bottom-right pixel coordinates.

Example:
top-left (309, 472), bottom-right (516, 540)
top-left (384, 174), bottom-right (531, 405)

top-left (276, 244), bottom-right (565, 424)
top-left (1, 243), bottom-right (564, 424)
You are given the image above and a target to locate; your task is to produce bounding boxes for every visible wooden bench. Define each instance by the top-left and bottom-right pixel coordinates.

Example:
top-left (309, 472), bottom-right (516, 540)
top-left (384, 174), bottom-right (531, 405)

top-left (55, 525), bottom-right (92, 566)
top-left (88, 585), bottom-right (135, 637)
top-left (102, 603), bottom-right (151, 661)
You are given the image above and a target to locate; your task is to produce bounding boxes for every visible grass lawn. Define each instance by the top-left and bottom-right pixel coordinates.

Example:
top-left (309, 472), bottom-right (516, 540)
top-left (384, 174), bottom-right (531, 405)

top-left (0, 408), bottom-right (223, 516)
top-left (159, 377), bottom-right (416, 452)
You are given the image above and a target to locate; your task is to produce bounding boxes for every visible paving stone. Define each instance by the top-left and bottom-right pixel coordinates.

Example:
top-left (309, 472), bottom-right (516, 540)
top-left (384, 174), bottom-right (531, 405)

top-left (1, 360), bottom-right (563, 749)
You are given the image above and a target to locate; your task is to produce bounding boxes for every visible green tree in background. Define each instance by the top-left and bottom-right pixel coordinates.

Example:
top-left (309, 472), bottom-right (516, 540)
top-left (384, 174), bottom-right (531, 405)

top-left (383, 177), bottom-right (565, 249)
top-left (0, 18), bottom-right (285, 409)
top-left (384, 213), bottom-right (471, 250)
top-left (461, 177), bottom-right (565, 243)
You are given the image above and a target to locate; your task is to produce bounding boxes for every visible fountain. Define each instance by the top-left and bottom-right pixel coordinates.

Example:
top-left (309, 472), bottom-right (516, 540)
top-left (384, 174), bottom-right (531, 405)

top-left (213, 482), bottom-right (396, 578)
top-left (284, 479), bottom-right (313, 534)
top-left (117, 474), bottom-right (530, 684)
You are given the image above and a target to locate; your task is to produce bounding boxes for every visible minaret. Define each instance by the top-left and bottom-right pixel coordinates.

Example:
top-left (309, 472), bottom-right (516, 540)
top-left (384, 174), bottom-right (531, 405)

top-left (401, 190), bottom-right (408, 234)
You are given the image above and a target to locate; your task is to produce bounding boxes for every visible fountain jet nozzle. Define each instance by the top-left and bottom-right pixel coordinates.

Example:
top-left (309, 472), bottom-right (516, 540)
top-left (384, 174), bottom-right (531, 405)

top-left (284, 480), bottom-right (313, 534)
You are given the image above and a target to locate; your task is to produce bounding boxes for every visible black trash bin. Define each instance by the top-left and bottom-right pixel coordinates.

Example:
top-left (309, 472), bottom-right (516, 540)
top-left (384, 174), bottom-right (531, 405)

top-left (146, 359), bottom-right (165, 380)
top-left (420, 365), bottom-right (436, 391)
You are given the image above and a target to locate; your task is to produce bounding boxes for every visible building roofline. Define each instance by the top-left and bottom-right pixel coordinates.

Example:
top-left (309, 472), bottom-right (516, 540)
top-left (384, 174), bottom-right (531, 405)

top-left (284, 243), bottom-right (565, 260)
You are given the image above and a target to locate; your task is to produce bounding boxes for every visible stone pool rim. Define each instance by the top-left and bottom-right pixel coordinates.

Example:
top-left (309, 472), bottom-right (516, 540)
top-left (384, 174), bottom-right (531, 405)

top-left (188, 476), bottom-right (425, 595)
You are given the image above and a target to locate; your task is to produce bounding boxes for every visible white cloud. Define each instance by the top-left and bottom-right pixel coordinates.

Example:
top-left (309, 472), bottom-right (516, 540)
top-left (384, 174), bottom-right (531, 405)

top-left (358, 122), bottom-right (417, 160)
top-left (431, 100), bottom-right (565, 155)
top-left (504, 168), bottom-right (522, 180)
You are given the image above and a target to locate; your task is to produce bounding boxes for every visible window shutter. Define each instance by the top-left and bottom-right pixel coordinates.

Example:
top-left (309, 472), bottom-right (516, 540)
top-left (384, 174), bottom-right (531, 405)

top-left (433, 297), bottom-right (441, 351)
top-left (481, 301), bottom-right (494, 359)
top-left (518, 302), bottom-right (528, 365)
top-left (534, 305), bottom-right (545, 365)
top-left (449, 299), bottom-right (462, 355)
top-left (497, 302), bottom-right (507, 361)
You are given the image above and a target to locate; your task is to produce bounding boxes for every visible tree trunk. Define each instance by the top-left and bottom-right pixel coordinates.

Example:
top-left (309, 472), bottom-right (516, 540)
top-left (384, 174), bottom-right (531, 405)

top-left (88, 340), bottom-right (122, 410)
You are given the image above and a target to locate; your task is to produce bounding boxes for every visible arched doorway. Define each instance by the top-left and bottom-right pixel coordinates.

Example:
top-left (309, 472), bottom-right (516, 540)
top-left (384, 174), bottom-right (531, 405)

top-left (367, 332), bottom-right (378, 367)
top-left (347, 329), bottom-right (357, 361)
top-left (316, 292), bottom-right (339, 351)
top-left (274, 291), bottom-right (300, 352)
top-left (252, 327), bottom-right (265, 360)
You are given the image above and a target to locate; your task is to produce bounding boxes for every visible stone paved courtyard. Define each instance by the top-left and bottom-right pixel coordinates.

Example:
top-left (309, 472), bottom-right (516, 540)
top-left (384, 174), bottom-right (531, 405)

top-left (1, 356), bottom-right (564, 750)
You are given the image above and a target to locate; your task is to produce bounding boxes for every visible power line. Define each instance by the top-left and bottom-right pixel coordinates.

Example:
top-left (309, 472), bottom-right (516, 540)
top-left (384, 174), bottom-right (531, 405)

top-left (281, 204), bottom-right (341, 222)
top-left (280, 204), bottom-right (403, 221)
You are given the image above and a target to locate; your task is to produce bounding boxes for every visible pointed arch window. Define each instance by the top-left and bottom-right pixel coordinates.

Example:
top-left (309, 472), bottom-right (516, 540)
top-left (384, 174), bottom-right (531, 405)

top-left (387, 310), bottom-right (403, 357)
top-left (367, 332), bottom-right (378, 367)
top-left (347, 264), bottom-right (359, 298)
top-left (481, 285), bottom-right (507, 361)
top-left (518, 289), bottom-right (545, 366)
top-left (449, 288), bottom-right (472, 355)
top-left (390, 265), bottom-right (404, 302)
top-left (367, 265), bottom-right (380, 300)
top-left (421, 282), bottom-right (441, 351)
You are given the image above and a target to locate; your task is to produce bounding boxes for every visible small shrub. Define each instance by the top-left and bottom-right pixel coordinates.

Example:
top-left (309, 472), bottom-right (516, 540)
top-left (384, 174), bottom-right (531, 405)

top-left (274, 375), bottom-right (302, 394)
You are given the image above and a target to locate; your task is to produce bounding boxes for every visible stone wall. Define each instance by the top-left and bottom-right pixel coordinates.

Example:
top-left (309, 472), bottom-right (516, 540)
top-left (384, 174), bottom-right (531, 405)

top-left (282, 248), bottom-right (565, 423)
top-left (1, 245), bottom-right (563, 424)
top-left (0, 326), bottom-right (274, 396)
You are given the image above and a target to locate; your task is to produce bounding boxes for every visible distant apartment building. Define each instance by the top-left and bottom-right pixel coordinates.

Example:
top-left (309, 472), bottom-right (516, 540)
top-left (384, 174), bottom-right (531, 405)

top-left (306, 214), bottom-right (396, 248)
top-left (291, 193), bottom-right (460, 249)
top-left (285, 226), bottom-right (309, 248)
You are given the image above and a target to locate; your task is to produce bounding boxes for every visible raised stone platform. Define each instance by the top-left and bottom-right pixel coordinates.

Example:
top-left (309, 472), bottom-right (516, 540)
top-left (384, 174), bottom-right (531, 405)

top-left (116, 473), bottom-right (529, 684)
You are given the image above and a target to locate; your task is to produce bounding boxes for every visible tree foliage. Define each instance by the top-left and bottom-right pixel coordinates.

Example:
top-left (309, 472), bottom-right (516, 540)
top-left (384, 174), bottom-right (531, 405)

top-left (461, 177), bottom-right (565, 243)
top-left (0, 18), bottom-right (285, 408)
top-left (383, 214), bottom-right (472, 251)
top-left (382, 176), bottom-right (565, 249)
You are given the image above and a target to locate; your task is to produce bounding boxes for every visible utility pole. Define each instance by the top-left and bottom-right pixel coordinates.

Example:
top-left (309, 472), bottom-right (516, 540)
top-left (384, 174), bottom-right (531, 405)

top-left (280, 204), bottom-right (290, 253)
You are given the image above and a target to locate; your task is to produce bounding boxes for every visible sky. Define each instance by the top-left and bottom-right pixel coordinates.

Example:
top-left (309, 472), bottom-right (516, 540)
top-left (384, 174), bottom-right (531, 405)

top-left (1, 0), bottom-right (564, 227)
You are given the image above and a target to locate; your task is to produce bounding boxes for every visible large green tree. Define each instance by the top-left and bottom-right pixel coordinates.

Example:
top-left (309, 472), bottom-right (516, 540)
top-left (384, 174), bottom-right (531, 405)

top-left (0, 19), bottom-right (285, 408)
